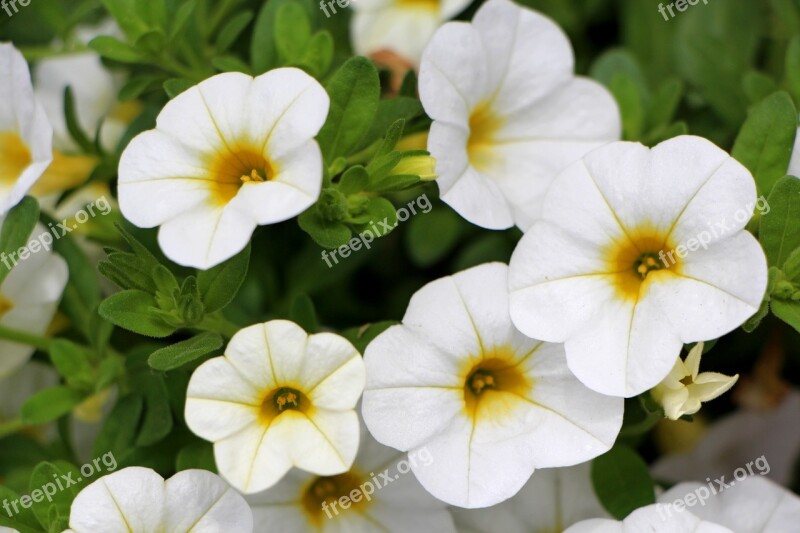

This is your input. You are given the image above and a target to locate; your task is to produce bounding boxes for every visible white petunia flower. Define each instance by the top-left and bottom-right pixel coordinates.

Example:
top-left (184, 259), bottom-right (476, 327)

top-left (185, 320), bottom-right (366, 494)
top-left (66, 467), bottom-right (253, 533)
top-left (452, 463), bottom-right (609, 533)
top-left (118, 69), bottom-right (329, 269)
top-left (0, 223), bottom-right (68, 377)
top-left (651, 342), bottom-right (738, 420)
top-left (659, 476), bottom-right (800, 533)
top-left (361, 262), bottom-right (623, 508)
top-left (652, 390), bottom-right (800, 486)
top-left (419, 0), bottom-right (620, 230)
top-left (0, 43), bottom-right (53, 215)
top-left (350, 0), bottom-right (471, 66)
top-left (563, 503), bottom-right (733, 533)
top-left (509, 136), bottom-right (768, 398)
top-left (247, 422), bottom-right (456, 532)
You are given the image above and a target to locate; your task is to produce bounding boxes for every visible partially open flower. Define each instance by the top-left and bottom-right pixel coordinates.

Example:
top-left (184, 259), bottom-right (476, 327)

top-left (118, 69), bottom-right (329, 269)
top-left (652, 342), bottom-right (739, 420)
top-left (185, 320), bottom-right (365, 494)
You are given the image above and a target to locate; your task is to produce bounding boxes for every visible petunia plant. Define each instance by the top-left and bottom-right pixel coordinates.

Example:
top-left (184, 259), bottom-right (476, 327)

top-left (1, 0), bottom-right (800, 532)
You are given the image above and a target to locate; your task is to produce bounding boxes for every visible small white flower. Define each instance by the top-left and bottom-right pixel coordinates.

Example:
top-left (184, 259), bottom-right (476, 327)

top-left (452, 463), bottom-right (609, 532)
top-left (652, 390), bottom-right (800, 486)
top-left (509, 136), bottom-right (768, 397)
top-left (564, 503), bottom-right (732, 533)
top-left (659, 476), bottom-right (800, 533)
top-left (185, 320), bottom-right (366, 494)
top-left (247, 423), bottom-right (456, 532)
top-left (350, 0), bottom-right (471, 66)
top-left (0, 43), bottom-right (53, 215)
top-left (361, 262), bottom-right (623, 508)
top-left (419, 0), bottom-right (620, 230)
top-left (0, 223), bottom-right (68, 377)
top-left (66, 467), bottom-right (253, 533)
top-left (118, 69), bottom-right (329, 269)
top-left (652, 342), bottom-right (738, 420)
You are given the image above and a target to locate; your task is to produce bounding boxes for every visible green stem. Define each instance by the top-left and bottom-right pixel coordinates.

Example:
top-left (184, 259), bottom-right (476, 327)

top-left (0, 324), bottom-right (52, 352)
top-left (197, 313), bottom-right (240, 339)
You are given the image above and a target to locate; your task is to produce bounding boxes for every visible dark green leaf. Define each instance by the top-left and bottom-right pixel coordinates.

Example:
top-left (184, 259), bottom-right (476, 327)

top-left (197, 244), bottom-right (250, 313)
top-left (148, 332), bottom-right (223, 371)
top-left (0, 196), bottom-right (39, 285)
top-left (99, 290), bottom-right (177, 338)
top-left (759, 175), bottom-right (800, 267)
top-left (592, 445), bottom-right (656, 520)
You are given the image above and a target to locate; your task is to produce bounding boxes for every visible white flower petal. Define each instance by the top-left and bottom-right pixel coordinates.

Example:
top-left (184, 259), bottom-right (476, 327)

top-left (352, 7), bottom-right (440, 66)
top-left (472, 0), bottom-right (574, 113)
top-left (419, 22), bottom-right (488, 127)
top-left (165, 469), bottom-right (253, 532)
top-left (157, 202), bottom-right (255, 269)
top-left (660, 477), bottom-right (800, 533)
top-left (68, 467), bottom-right (166, 533)
top-left (564, 503), bottom-right (733, 533)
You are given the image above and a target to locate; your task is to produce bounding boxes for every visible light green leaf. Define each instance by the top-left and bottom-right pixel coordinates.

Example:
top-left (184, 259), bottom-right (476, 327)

top-left (148, 332), bottom-right (223, 371)
top-left (21, 387), bottom-right (84, 425)
top-left (99, 290), bottom-right (177, 338)
top-left (759, 175), bottom-right (800, 267)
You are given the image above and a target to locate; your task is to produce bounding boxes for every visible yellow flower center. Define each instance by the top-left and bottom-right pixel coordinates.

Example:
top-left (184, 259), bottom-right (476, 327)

top-left (259, 386), bottom-right (309, 425)
top-left (0, 131), bottom-right (33, 185)
top-left (396, 0), bottom-right (439, 10)
top-left (604, 226), bottom-right (680, 302)
top-left (207, 144), bottom-right (276, 205)
top-left (301, 471), bottom-right (371, 525)
top-left (467, 102), bottom-right (504, 173)
top-left (463, 346), bottom-right (532, 421)
top-left (0, 294), bottom-right (13, 318)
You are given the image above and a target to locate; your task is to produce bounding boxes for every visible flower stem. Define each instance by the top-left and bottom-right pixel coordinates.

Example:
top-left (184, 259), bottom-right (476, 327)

top-left (0, 324), bottom-right (52, 352)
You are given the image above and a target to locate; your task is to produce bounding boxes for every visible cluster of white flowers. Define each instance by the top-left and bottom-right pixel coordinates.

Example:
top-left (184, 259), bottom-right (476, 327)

top-left (0, 0), bottom-right (789, 530)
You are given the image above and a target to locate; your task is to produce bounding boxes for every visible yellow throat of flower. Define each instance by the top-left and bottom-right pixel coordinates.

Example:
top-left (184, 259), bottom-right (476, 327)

top-left (259, 386), bottom-right (310, 425)
top-left (604, 225), bottom-right (680, 302)
top-left (208, 143), bottom-right (277, 205)
top-left (467, 102), bottom-right (504, 173)
top-left (0, 131), bottom-right (33, 185)
top-left (301, 471), bottom-right (372, 525)
top-left (462, 345), bottom-right (533, 421)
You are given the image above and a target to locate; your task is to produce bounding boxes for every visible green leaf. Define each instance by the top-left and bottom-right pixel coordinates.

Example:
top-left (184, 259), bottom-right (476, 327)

top-left (0, 196), bottom-right (38, 285)
top-left (251, 0), bottom-right (315, 73)
top-left (101, 0), bottom-right (150, 40)
top-left (338, 166), bottom-right (369, 195)
top-left (772, 299), bottom-right (800, 334)
top-left (340, 321), bottom-right (394, 354)
top-left (169, 0), bottom-right (199, 40)
top-left (743, 71), bottom-right (778, 104)
top-left (163, 78), bottom-right (194, 99)
top-left (197, 244), bottom-right (250, 313)
top-left (732, 92), bottom-right (797, 195)
top-left (29, 461), bottom-right (85, 532)
top-left (646, 79), bottom-right (684, 131)
top-left (609, 72), bottom-right (645, 140)
top-left (275, 2), bottom-right (311, 62)
top-left (405, 208), bottom-right (462, 267)
top-left (135, 375), bottom-right (173, 446)
top-left (21, 387), bottom-right (84, 425)
top-left (298, 209), bottom-right (352, 249)
top-left (93, 394), bottom-right (143, 459)
top-left (148, 332), bottom-right (223, 371)
top-left (786, 36), bottom-right (800, 105)
top-left (211, 55), bottom-right (252, 74)
top-left (759, 175), bottom-right (800, 267)
top-left (99, 290), bottom-right (177, 338)
top-left (352, 197), bottom-right (398, 237)
top-left (783, 247), bottom-right (800, 280)
top-left (289, 294), bottom-right (318, 333)
top-left (356, 98), bottom-right (423, 153)
top-left (217, 10), bottom-right (254, 52)
top-left (88, 36), bottom-right (144, 63)
top-left (64, 86), bottom-right (95, 153)
top-left (118, 75), bottom-right (161, 102)
top-left (0, 486), bottom-right (40, 532)
top-left (298, 31), bottom-right (334, 77)
top-left (592, 445), bottom-right (656, 520)
top-left (49, 340), bottom-right (94, 389)
top-left (317, 57), bottom-right (380, 161)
